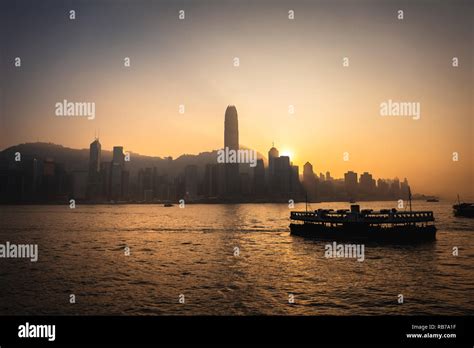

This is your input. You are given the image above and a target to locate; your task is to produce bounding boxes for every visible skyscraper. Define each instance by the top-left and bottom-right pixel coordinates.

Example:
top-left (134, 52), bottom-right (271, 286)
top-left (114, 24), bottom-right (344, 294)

top-left (274, 156), bottom-right (291, 197)
top-left (253, 159), bottom-right (265, 197)
top-left (113, 146), bottom-right (125, 166)
top-left (359, 172), bottom-right (376, 196)
top-left (110, 146), bottom-right (124, 201)
top-left (87, 138), bottom-right (101, 200)
top-left (224, 105), bottom-right (239, 151)
top-left (268, 146), bottom-right (279, 176)
top-left (268, 145), bottom-right (279, 192)
top-left (88, 139), bottom-right (101, 175)
top-left (303, 162), bottom-right (317, 200)
top-left (224, 105), bottom-right (239, 196)
top-left (344, 171), bottom-right (358, 198)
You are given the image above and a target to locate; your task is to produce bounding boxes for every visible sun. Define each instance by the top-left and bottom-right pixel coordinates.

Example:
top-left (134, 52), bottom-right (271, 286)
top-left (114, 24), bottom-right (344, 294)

top-left (280, 149), bottom-right (294, 159)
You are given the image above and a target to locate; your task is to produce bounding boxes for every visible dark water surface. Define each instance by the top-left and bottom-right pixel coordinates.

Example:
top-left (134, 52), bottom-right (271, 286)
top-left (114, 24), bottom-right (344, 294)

top-left (0, 201), bottom-right (473, 315)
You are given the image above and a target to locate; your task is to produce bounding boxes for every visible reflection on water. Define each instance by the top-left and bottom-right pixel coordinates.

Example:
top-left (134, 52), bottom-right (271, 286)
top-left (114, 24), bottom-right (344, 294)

top-left (0, 201), bottom-right (473, 315)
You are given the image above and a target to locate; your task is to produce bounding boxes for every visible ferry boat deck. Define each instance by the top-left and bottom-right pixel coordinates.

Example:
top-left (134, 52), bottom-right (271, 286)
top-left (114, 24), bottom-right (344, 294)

top-left (290, 205), bottom-right (436, 243)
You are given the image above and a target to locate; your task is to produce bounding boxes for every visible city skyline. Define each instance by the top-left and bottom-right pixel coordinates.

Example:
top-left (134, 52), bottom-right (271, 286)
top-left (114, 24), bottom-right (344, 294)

top-left (0, 117), bottom-right (469, 200)
top-left (1, 105), bottom-right (424, 204)
top-left (1, 0), bottom-right (472, 199)
top-left (0, 0), bottom-right (472, 342)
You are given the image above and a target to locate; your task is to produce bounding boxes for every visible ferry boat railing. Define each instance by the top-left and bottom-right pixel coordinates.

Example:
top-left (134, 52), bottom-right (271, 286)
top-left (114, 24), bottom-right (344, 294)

top-left (290, 211), bottom-right (435, 224)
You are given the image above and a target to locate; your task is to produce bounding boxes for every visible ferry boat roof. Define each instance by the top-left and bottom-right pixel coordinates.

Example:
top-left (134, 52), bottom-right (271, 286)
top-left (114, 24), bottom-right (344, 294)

top-left (291, 205), bottom-right (435, 224)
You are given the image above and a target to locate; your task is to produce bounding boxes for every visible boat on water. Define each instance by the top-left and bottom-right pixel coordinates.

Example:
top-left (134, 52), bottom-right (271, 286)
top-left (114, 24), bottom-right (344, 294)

top-left (290, 201), bottom-right (436, 243)
top-left (453, 195), bottom-right (474, 218)
top-left (290, 205), bottom-right (436, 243)
top-left (426, 198), bottom-right (439, 202)
top-left (163, 203), bottom-right (174, 207)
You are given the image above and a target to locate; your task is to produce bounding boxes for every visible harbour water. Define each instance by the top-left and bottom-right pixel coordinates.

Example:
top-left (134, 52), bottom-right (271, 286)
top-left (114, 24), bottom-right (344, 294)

top-left (0, 201), bottom-right (473, 315)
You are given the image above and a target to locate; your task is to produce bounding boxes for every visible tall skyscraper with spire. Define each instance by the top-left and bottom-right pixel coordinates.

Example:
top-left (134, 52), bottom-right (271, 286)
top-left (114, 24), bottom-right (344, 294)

top-left (87, 137), bottom-right (101, 200)
top-left (224, 105), bottom-right (239, 196)
top-left (224, 105), bottom-right (239, 151)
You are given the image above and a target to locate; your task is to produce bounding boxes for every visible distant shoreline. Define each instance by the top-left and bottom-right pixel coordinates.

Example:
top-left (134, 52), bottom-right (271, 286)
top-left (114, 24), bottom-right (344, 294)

top-left (0, 198), bottom-right (443, 206)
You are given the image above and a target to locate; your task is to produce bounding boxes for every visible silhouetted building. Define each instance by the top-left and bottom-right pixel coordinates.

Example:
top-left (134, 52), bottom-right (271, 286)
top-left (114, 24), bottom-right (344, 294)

top-left (290, 165), bottom-right (300, 196)
top-left (303, 162), bottom-right (317, 200)
top-left (359, 172), bottom-right (376, 196)
top-left (204, 164), bottom-right (217, 197)
top-left (390, 178), bottom-right (401, 199)
top-left (253, 159), bottom-right (265, 197)
top-left (377, 178), bottom-right (389, 197)
top-left (224, 105), bottom-right (239, 196)
top-left (400, 178), bottom-right (410, 199)
top-left (274, 156), bottom-right (291, 197)
top-left (344, 171), bottom-right (358, 198)
top-left (110, 146), bottom-right (124, 201)
top-left (41, 159), bottom-right (69, 201)
top-left (113, 146), bottom-right (125, 166)
top-left (268, 145), bottom-right (279, 192)
top-left (87, 138), bottom-right (101, 200)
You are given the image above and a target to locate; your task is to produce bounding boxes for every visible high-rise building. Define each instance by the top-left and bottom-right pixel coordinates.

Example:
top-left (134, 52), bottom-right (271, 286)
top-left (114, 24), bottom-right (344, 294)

top-left (253, 159), bottom-right (265, 197)
top-left (204, 163), bottom-right (226, 198)
top-left (274, 156), bottom-right (291, 197)
top-left (224, 105), bottom-right (239, 151)
top-left (359, 172), bottom-right (376, 195)
top-left (268, 145), bottom-right (279, 192)
top-left (268, 146), bottom-right (279, 176)
top-left (89, 139), bottom-right (101, 174)
top-left (110, 146), bottom-right (124, 201)
top-left (87, 138), bottom-right (101, 200)
top-left (113, 146), bottom-right (125, 166)
top-left (344, 171), bottom-right (358, 198)
top-left (400, 178), bottom-right (410, 199)
top-left (290, 165), bottom-right (300, 195)
top-left (303, 162), bottom-right (317, 200)
top-left (224, 105), bottom-right (239, 196)
top-left (390, 178), bottom-right (401, 199)
top-left (377, 178), bottom-right (389, 197)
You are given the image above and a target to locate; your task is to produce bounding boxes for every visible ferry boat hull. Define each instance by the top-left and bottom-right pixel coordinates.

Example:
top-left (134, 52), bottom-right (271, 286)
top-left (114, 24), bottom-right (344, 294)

top-left (453, 203), bottom-right (474, 218)
top-left (290, 204), bottom-right (437, 244)
top-left (290, 223), bottom-right (436, 243)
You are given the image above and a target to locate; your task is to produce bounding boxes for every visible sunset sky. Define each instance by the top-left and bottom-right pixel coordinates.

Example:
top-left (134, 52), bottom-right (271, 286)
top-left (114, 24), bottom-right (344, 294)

top-left (1, 0), bottom-right (472, 199)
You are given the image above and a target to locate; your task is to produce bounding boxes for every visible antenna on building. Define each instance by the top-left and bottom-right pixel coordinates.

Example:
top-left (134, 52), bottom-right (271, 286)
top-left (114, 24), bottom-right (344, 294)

top-left (408, 186), bottom-right (412, 212)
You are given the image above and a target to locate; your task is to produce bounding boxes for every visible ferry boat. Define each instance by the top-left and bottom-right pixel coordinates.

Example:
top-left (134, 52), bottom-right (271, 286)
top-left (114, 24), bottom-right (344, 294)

top-left (290, 203), bottom-right (436, 243)
top-left (453, 195), bottom-right (474, 218)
